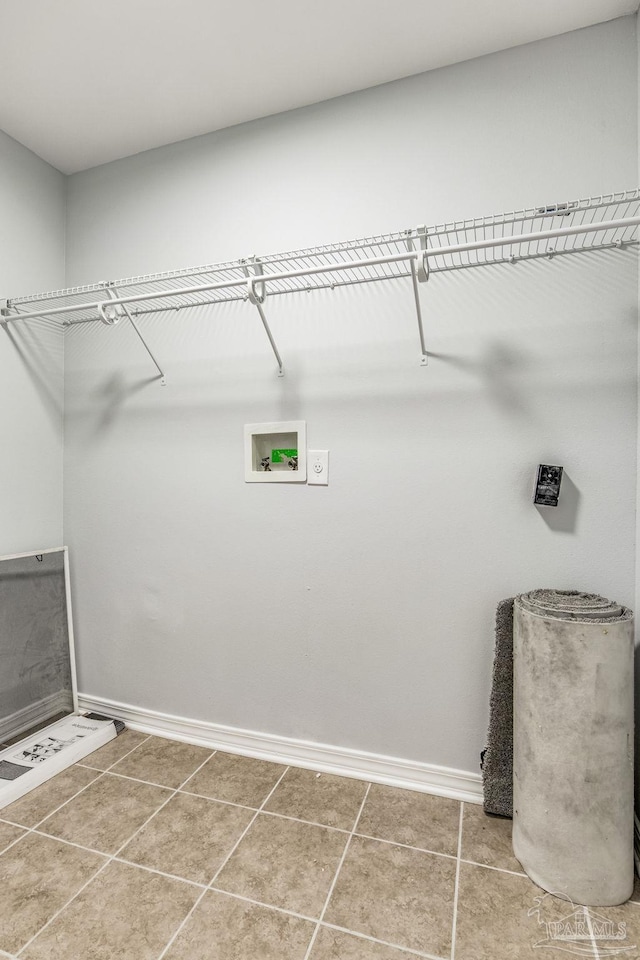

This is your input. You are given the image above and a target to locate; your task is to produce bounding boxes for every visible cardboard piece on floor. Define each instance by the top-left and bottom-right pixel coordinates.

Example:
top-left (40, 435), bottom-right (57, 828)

top-left (0, 713), bottom-right (119, 809)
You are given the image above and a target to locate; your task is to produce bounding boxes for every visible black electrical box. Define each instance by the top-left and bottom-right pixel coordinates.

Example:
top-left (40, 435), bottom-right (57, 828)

top-left (534, 464), bottom-right (563, 507)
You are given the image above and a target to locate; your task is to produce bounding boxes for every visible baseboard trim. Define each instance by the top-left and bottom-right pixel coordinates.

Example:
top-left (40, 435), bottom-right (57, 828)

top-left (78, 693), bottom-right (482, 804)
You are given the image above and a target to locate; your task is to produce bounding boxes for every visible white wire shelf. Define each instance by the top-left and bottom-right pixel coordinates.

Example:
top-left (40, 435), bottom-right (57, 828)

top-left (2, 188), bottom-right (638, 380)
top-left (4, 187), bottom-right (638, 324)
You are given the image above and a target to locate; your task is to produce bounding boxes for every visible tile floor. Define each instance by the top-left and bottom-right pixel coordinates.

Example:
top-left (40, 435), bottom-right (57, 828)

top-left (0, 729), bottom-right (638, 959)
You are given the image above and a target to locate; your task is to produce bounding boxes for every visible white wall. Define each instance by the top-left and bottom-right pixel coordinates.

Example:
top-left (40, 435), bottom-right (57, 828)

top-left (64, 17), bottom-right (638, 775)
top-left (636, 8), bottom-right (640, 807)
top-left (0, 130), bottom-right (66, 554)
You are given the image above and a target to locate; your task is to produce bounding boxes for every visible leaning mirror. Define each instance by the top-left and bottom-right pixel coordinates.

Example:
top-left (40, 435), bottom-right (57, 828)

top-left (0, 547), bottom-right (121, 809)
top-left (0, 547), bottom-right (76, 742)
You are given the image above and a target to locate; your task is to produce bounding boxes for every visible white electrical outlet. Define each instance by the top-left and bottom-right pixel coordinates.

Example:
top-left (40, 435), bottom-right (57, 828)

top-left (308, 450), bottom-right (329, 485)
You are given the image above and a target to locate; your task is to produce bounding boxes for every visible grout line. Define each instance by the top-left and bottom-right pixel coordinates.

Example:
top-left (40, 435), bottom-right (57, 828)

top-left (105, 733), bottom-right (153, 762)
top-left (178, 785), bottom-right (262, 811)
top-left (15, 749), bottom-right (215, 957)
top-left (156, 766), bottom-right (291, 960)
top-left (449, 801), bottom-right (464, 960)
top-left (354, 831), bottom-right (457, 862)
top-left (124, 777), bottom-right (258, 811)
top-left (16, 856), bottom-right (110, 956)
top-left (112, 856), bottom-right (207, 889)
top-left (102, 769), bottom-right (193, 791)
top-left (207, 766), bottom-right (290, 886)
top-left (458, 858), bottom-right (526, 878)
top-left (30, 773), bottom-right (106, 830)
top-left (584, 908), bottom-right (599, 959)
top-left (116, 772), bottom-right (347, 838)
top-left (302, 782), bottom-right (372, 960)
top-left (0, 824), bottom-right (28, 857)
top-left (109, 751), bottom-right (216, 859)
top-left (166, 781), bottom-right (355, 836)
top-left (25, 825), bottom-right (208, 892)
top-left (32, 829), bottom-right (115, 857)
top-left (74, 732), bottom-right (152, 774)
top-left (249, 805), bottom-right (350, 835)
top-left (28, 823), bottom-right (211, 893)
top-left (207, 886), bottom-right (318, 923)
top-left (320, 921), bottom-right (448, 960)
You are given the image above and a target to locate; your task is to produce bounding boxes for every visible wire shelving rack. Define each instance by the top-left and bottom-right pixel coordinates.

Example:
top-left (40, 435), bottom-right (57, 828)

top-left (2, 189), bottom-right (638, 382)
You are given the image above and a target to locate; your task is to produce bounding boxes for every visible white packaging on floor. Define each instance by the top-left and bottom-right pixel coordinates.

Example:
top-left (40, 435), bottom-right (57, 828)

top-left (0, 714), bottom-right (118, 809)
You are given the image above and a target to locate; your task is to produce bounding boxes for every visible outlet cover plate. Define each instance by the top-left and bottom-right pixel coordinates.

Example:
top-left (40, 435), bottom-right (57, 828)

top-left (308, 450), bottom-right (329, 485)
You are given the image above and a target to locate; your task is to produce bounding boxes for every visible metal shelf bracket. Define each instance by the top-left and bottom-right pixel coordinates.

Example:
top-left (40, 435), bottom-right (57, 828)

top-left (241, 257), bottom-right (284, 377)
top-left (104, 285), bottom-right (166, 385)
top-left (406, 227), bottom-right (429, 366)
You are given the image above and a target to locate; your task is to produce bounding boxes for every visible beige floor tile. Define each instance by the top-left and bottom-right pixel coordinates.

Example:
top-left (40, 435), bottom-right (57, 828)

top-left (110, 736), bottom-right (212, 788)
top-left (0, 832), bottom-right (105, 955)
top-left (587, 897), bottom-right (640, 958)
top-left (183, 751), bottom-right (286, 808)
top-left (164, 888), bottom-right (315, 960)
top-left (311, 927), bottom-right (417, 958)
top-left (455, 862), bottom-right (594, 959)
top-left (78, 729), bottom-right (148, 771)
top-left (460, 803), bottom-right (523, 873)
top-left (215, 812), bottom-right (348, 917)
top-left (0, 765), bottom-right (100, 828)
top-left (120, 791), bottom-right (254, 883)
top-left (0, 820), bottom-right (26, 853)
top-left (324, 835), bottom-right (456, 956)
top-left (357, 784), bottom-right (460, 856)
top-left (264, 768), bottom-right (368, 830)
top-left (39, 771), bottom-right (170, 854)
top-left (21, 859), bottom-right (200, 960)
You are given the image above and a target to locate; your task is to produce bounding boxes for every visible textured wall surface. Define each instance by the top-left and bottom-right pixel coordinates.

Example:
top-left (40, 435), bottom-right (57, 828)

top-left (63, 18), bottom-right (638, 774)
top-left (0, 130), bottom-right (66, 554)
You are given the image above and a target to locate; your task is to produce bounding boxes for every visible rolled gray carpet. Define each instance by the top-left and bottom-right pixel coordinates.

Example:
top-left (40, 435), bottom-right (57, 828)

top-left (482, 597), bottom-right (516, 818)
top-left (513, 589), bottom-right (634, 906)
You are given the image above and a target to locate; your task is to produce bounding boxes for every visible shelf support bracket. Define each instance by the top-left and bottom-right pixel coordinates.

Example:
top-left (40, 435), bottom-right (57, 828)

top-left (406, 226), bottom-right (429, 366)
top-left (103, 285), bottom-right (167, 385)
top-left (242, 257), bottom-right (284, 377)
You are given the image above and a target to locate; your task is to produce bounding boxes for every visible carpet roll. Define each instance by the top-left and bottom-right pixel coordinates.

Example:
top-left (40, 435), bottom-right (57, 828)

top-left (513, 589), bottom-right (634, 906)
top-left (482, 597), bottom-right (516, 818)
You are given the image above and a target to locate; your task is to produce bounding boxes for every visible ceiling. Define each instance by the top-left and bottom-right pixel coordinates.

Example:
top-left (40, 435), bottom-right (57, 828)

top-left (0, 0), bottom-right (637, 175)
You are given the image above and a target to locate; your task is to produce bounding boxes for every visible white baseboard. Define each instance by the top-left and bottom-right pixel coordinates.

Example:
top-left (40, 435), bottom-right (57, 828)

top-left (0, 690), bottom-right (72, 743)
top-left (78, 693), bottom-right (483, 804)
